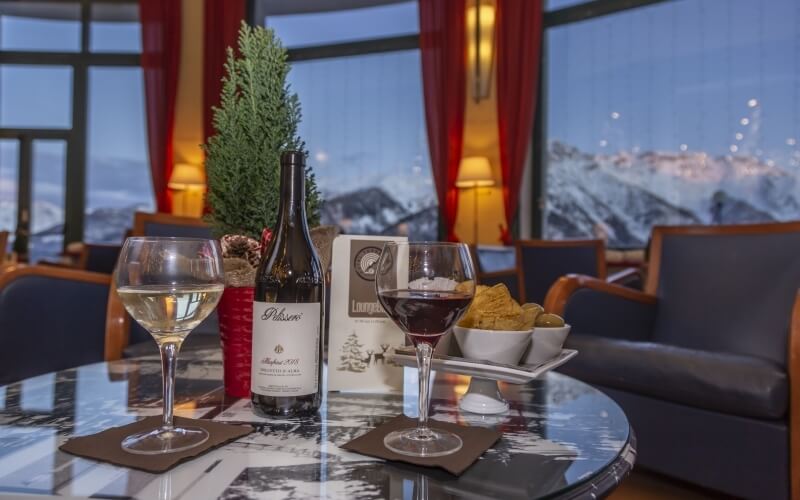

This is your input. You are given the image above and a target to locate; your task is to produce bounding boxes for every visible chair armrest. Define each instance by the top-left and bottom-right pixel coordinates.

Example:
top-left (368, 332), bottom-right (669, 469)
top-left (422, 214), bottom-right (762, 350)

top-left (789, 292), bottom-right (800, 498)
top-left (544, 274), bottom-right (658, 341)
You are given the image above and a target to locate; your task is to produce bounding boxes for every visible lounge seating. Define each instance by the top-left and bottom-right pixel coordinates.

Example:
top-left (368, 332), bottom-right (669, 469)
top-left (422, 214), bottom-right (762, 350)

top-left (78, 243), bottom-right (123, 274)
top-left (133, 211), bottom-right (213, 239)
top-left (0, 266), bottom-right (111, 384)
top-left (470, 245), bottom-right (521, 301)
top-left (544, 222), bottom-right (800, 499)
top-left (516, 238), bottom-right (606, 304)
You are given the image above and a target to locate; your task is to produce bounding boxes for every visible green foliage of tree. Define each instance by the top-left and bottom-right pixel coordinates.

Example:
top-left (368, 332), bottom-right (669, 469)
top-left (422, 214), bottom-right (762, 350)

top-left (203, 22), bottom-right (321, 240)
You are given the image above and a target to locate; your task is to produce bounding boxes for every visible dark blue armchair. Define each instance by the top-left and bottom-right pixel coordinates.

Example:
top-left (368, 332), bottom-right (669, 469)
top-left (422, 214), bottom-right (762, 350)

top-left (516, 239), bottom-right (606, 304)
top-left (0, 266), bottom-right (111, 385)
top-left (544, 222), bottom-right (800, 499)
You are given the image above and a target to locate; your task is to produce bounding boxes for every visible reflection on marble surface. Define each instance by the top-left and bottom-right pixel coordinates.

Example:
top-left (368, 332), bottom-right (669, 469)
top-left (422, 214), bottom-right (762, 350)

top-left (0, 350), bottom-right (633, 499)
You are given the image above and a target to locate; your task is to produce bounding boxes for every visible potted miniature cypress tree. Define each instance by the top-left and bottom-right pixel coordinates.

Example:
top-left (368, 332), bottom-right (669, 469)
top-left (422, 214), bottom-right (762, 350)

top-left (203, 22), bottom-right (322, 397)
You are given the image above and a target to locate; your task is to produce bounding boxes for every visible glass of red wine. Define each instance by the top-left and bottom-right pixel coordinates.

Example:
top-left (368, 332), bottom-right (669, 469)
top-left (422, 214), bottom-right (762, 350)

top-left (375, 241), bottom-right (475, 457)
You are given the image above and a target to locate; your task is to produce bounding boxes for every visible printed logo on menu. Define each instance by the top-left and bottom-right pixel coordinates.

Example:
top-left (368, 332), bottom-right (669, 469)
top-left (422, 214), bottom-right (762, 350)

top-left (353, 246), bottom-right (383, 281)
top-left (260, 307), bottom-right (303, 322)
top-left (274, 344), bottom-right (284, 354)
top-left (349, 241), bottom-right (390, 318)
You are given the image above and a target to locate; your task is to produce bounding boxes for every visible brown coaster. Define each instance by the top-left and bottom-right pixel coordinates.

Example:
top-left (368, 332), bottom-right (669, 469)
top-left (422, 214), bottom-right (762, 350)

top-left (59, 416), bottom-right (253, 473)
top-left (341, 415), bottom-right (501, 476)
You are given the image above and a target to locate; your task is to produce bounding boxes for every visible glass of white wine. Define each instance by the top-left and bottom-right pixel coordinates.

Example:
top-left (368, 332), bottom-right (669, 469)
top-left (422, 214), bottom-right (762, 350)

top-left (114, 237), bottom-right (225, 454)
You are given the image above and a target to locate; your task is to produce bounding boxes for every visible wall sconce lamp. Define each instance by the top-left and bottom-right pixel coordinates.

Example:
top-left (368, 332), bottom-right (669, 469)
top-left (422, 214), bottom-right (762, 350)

top-left (456, 156), bottom-right (495, 243)
top-left (467, 0), bottom-right (496, 103)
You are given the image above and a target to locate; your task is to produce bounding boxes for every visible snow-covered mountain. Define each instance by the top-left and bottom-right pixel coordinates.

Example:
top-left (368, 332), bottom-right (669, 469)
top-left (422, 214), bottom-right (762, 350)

top-left (544, 141), bottom-right (799, 247)
top-left (321, 186), bottom-right (437, 241)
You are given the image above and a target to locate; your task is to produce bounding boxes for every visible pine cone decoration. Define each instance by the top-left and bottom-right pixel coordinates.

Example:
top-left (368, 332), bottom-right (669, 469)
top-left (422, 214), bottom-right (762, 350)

top-left (220, 234), bottom-right (261, 268)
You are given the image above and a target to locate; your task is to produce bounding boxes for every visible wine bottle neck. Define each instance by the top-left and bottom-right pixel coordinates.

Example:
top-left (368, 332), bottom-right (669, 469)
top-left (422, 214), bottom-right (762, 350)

top-left (277, 162), bottom-right (308, 229)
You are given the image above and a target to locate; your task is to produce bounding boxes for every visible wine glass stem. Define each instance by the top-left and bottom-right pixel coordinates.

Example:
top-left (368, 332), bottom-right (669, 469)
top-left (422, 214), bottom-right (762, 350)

top-left (159, 341), bottom-right (180, 430)
top-left (415, 341), bottom-right (433, 436)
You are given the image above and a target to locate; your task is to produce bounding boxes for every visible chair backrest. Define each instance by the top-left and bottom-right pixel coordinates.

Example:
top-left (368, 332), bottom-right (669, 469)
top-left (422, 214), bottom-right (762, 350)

top-left (516, 239), bottom-right (606, 305)
top-left (132, 211), bottom-right (212, 239)
top-left (472, 244), bottom-right (516, 273)
top-left (79, 243), bottom-right (122, 274)
top-left (648, 222), bottom-right (800, 367)
top-left (0, 266), bottom-right (110, 384)
top-left (128, 212), bottom-right (217, 346)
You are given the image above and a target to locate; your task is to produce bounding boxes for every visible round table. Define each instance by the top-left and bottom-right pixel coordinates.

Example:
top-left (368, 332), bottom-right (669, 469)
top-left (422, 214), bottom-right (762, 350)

top-left (0, 349), bottom-right (635, 499)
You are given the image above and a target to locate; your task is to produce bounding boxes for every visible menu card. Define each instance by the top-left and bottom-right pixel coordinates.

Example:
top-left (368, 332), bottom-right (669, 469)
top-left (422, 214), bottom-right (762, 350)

top-left (328, 235), bottom-right (407, 392)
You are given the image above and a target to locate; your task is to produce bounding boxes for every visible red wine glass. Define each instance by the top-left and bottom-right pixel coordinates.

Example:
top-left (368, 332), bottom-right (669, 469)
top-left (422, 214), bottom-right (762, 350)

top-left (375, 241), bottom-right (475, 457)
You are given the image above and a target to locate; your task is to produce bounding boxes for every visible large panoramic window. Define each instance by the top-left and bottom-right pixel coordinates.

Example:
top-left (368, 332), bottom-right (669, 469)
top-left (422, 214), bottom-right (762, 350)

top-left (544, 0), bottom-right (800, 247)
top-left (0, 1), bottom-right (150, 261)
top-left (261, 1), bottom-right (437, 240)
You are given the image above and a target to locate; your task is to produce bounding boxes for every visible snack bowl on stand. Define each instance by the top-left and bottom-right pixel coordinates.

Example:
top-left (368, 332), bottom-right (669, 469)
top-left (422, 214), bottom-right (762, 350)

top-left (389, 284), bottom-right (577, 415)
top-left (453, 325), bottom-right (533, 414)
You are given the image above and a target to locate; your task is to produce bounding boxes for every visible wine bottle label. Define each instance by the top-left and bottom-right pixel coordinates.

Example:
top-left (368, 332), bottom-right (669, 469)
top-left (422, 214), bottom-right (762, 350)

top-left (251, 302), bottom-right (321, 397)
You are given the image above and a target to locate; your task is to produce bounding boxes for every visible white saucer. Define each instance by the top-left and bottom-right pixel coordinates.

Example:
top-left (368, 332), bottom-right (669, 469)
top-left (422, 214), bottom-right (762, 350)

top-left (387, 349), bottom-right (578, 384)
top-left (388, 348), bottom-right (578, 415)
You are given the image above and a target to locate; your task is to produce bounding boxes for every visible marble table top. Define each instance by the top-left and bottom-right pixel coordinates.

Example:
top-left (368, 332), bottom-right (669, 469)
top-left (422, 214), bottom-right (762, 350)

top-left (0, 349), bottom-right (635, 499)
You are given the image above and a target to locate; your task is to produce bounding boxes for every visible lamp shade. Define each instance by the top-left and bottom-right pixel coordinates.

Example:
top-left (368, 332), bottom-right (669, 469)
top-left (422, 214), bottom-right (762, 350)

top-left (168, 163), bottom-right (206, 189)
top-left (456, 156), bottom-right (495, 188)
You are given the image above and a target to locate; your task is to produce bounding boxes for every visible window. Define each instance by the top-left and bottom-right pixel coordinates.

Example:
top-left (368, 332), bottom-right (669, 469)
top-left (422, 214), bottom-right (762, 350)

top-left (0, 139), bottom-right (18, 251)
top-left (0, 65), bottom-right (73, 129)
top-left (543, 0), bottom-right (800, 247)
top-left (259, 0), bottom-right (437, 240)
top-left (29, 140), bottom-right (67, 263)
top-left (264, 2), bottom-right (418, 48)
top-left (85, 67), bottom-right (153, 243)
top-left (90, 2), bottom-right (142, 53)
top-left (0, 2), bottom-right (81, 52)
top-left (0, 1), bottom-right (150, 261)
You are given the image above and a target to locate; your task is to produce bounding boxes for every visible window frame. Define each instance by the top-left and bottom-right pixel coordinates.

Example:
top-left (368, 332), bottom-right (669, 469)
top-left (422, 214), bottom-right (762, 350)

top-left (0, 0), bottom-right (140, 253)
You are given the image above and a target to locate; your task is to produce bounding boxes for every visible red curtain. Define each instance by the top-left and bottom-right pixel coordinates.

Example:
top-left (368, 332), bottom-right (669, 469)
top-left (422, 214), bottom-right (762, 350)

top-left (140, 0), bottom-right (181, 213)
top-left (419, 0), bottom-right (467, 242)
top-left (496, 0), bottom-right (542, 244)
top-left (203, 0), bottom-right (245, 143)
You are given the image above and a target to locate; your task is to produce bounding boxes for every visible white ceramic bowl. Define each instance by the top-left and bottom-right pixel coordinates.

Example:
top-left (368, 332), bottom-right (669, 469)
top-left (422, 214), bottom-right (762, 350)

top-left (452, 325), bottom-right (532, 365)
top-left (523, 325), bottom-right (571, 365)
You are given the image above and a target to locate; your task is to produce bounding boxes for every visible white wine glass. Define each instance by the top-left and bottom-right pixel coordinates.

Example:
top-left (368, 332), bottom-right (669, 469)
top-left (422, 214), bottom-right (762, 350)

top-left (114, 237), bottom-right (225, 454)
top-left (375, 242), bottom-right (475, 457)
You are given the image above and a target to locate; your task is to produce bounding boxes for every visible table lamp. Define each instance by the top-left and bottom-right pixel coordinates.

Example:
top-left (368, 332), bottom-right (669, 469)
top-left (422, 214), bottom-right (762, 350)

top-left (168, 163), bottom-right (206, 217)
top-left (456, 156), bottom-right (495, 244)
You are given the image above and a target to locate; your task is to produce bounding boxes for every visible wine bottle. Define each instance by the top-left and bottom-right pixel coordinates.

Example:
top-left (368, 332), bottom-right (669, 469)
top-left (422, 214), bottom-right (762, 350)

top-left (251, 151), bottom-right (324, 417)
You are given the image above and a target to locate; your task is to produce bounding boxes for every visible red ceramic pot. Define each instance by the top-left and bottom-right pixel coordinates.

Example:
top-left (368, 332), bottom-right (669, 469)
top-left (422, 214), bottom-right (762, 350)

top-left (217, 286), bottom-right (254, 398)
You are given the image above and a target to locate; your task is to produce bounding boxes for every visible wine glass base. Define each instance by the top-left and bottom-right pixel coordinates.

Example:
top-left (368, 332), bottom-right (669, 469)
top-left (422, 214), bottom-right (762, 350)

top-left (384, 427), bottom-right (463, 458)
top-left (121, 426), bottom-right (209, 455)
